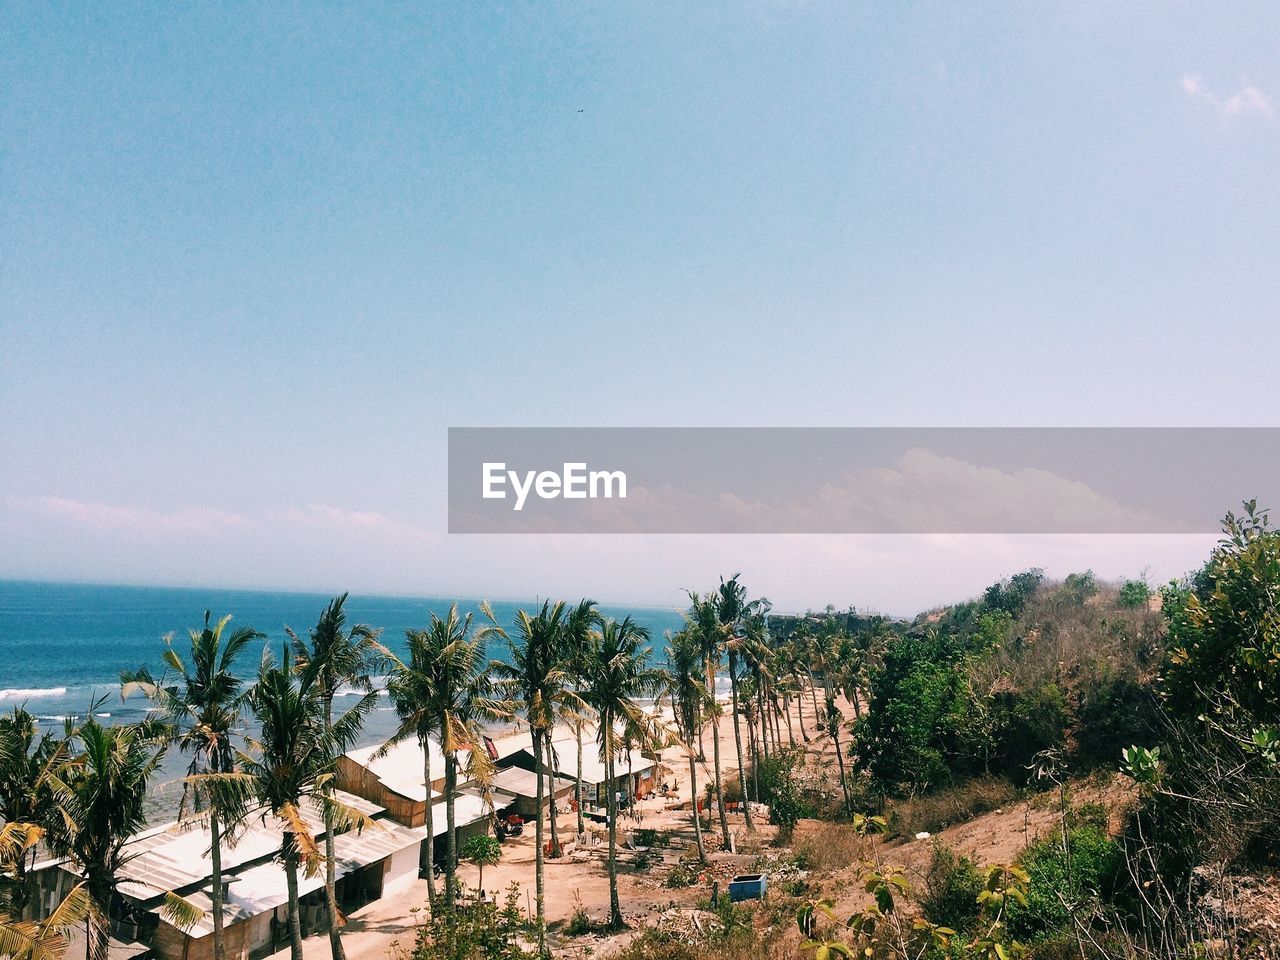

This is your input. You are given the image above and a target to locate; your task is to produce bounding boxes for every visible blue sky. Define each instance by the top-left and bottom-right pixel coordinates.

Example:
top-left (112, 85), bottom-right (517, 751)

top-left (2, 3), bottom-right (1277, 612)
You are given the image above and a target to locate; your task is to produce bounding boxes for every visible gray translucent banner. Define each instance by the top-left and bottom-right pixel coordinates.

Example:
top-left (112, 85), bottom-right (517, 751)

top-left (447, 428), bottom-right (1279, 534)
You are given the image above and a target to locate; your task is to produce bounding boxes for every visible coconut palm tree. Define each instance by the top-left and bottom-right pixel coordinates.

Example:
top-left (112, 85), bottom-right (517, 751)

top-left (666, 629), bottom-right (709, 864)
top-left (561, 599), bottom-right (600, 838)
top-left (0, 709), bottom-right (72, 922)
top-left (715, 574), bottom-right (765, 831)
top-left (242, 648), bottom-right (378, 960)
top-left (55, 717), bottom-right (166, 960)
top-left (580, 617), bottom-right (666, 929)
top-left (383, 604), bottom-right (503, 910)
top-left (1, 821), bottom-right (99, 960)
top-left (685, 590), bottom-right (732, 849)
top-left (482, 600), bottom-right (582, 954)
top-left (120, 612), bottom-right (261, 960)
top-left (288, 594), bottom-right (383, 960)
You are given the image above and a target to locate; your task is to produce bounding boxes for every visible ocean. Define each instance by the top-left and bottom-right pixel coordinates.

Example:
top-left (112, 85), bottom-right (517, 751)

top-left (0, 579), bottom-right (686, 818)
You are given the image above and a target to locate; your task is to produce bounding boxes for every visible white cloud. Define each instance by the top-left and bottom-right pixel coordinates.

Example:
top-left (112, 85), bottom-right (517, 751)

top-left (4, 495), bottom-right (248, 535)
top-left (1182, 73), bottom-right (1273, 119)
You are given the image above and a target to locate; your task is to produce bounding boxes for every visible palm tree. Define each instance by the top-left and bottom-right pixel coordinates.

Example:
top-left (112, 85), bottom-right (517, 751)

top-left (580, 617), bottom-right (666, 929)
top-left (289, 595), bottom-right (383, 960)
top-left (242, 648), bottom-right (378, 960)
top-left (482, 600), bottom-right (582, 954)
top-left (715, 574), bottom-right (762, 831)
top-left (561, 599), bottom-right (599, 838)
top-left (56, 717), bottom-right (166, 960)
top-left (666, 629), bottom-right (708, 864)
top-left (121, 612), bottom-right (261, 960)
top-left (1, 822), bottom-right (99, 960)
top-left (0, 709), bottom-right (72, 922)
top-left (686, 591), bottom-right (731, 849)
top-left (383, 604), bottom-right (503, 910)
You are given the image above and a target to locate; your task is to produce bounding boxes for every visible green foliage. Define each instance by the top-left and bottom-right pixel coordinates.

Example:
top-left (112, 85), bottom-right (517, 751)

top-left (855, 630), bottom-right (970, 792)
top-left (921, 843), bottom-right (984, 931)
top-left (414, 884), bottom-right (533, 960)
top-left (1061, 571), bottom-right (1099, 605)
top-left (1163, 501), bottom-right (1280, 724)
top-left (1006, 823), bottom-right (1120, 942)
top-left (1072, 676), bottom-right (1160, 771)
top-left (664, 860), bottom-right (700, 889)
top-left (462, 834), bottom-right (501, 868)
top-left (1117, 579), bottom-right (1151, 609)
top-left (983, 570), bottom-right (1045, 619)
top-left (750, 747), bottom-right (813, 835)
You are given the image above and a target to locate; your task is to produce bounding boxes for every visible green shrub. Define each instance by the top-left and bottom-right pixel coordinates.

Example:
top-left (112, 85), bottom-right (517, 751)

top-left (414, 883), bottom-right (533, 960)
top-left (920, 842), bottom-right (984, 931)
top-left (1117, 579), bottom-right (1151, 609)
top-left (1007, 823), bottom-right (1121, 941)
top-left (1071, 676), bottom-right (1160, 772)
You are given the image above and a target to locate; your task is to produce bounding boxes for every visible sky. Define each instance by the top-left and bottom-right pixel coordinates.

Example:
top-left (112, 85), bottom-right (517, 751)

top-left (2, 3), bottom-right (1277, 615)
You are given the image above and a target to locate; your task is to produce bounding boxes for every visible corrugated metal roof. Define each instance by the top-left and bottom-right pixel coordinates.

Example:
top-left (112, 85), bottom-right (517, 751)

top-left (489, 766), bottom-right (574, 800)
top-left (151, 820), bottom-right (431, 938)
top-left (111, 790), bottom-right (383, 901)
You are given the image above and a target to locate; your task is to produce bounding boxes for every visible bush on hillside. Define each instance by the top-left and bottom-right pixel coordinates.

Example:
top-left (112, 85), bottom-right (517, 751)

top-left (1006, 822), bottom-right (1121, 941)
top-left (920, 842), bottom-right (984, 931)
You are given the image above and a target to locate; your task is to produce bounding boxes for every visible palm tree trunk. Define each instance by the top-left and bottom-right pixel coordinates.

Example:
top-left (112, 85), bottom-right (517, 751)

top-left (605, 723), bottom-right (622, 928)
top-left (758, 686), bottom-right (770, 761)
top-left (828, 700), bottom-right (853, 817)
top-left (323, 801), bottom-right (345, 960)
top-left (210, 809), bottom-right (227, 960)
top-left (421, 735), bottom-right (436, 906)
top-left (531, 729), bottom-right (546, 953)
top-left (727, 652), bottom-right (754, 830)
top-left (322, 702), bottom-right (346, 960)
top-left (547, 740), bottom-right (562, 858)
top-left (687, 751), bottom-right (707, 864)
top-left (284, 839), bottom-right (304, 960)
top-left (444, 752), bottom-right (459, 908)
top-left (808, 670), bottom-right (821, 723)
top-left (575, 723), bottom-right (585, 836)
top-left (748, 715), bottom-right (760, 802)
top-left (785, 694), bottom-right (796, 746)
top-left (697, 724), bottom-right (706, 762)
top-left (710, 708), bottom-right (730, 848)
top-left (796, 688), bottom-right (810, 742)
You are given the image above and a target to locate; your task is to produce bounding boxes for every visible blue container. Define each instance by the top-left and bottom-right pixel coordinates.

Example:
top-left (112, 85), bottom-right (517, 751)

top-left (728, 873), bottom-right (767, 902)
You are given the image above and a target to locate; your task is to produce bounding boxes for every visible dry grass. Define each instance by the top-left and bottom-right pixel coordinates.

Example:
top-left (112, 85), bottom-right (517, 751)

top-left (792, 821), bottom-right (872, 873)
top-left (885, 777), bottom-right (1018, 837)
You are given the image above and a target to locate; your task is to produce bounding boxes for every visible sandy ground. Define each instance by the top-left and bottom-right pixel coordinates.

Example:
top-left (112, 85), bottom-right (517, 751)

top-left (266, 685), bottom-right (840, 960)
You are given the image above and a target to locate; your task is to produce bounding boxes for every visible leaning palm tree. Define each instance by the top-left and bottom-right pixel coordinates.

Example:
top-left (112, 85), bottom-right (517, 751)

top-left (242, 647), bottom-right (378, 960)
top-left (580, 617), bottom-right (666, 929)
top-left (482, 600), bottom-right (582, 954)
top-left (289, 594), bottom-right (383, 960)
top-left (1, 822), bottom-right (99, 960)
top-left (383, 604), bottom-right (504, 910)
top-left (121, 612), bottom-right (262, 960)
top-left (55, 717), bottom-right (166, 960)
top-left (666, 629), bottom-right (708, 864)
top-left (0, 709), bottom-right (73, 922)
top-left (686, 590), bottom-right (731, 849)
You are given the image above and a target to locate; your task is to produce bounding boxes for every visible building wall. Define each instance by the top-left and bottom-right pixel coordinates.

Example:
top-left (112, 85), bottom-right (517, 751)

top-left (153, 918), bottom-right (253, 960)
top-left (382, 843), bottom-right (420, 896)
top-left (335, 756), bottom-right (424, 827)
